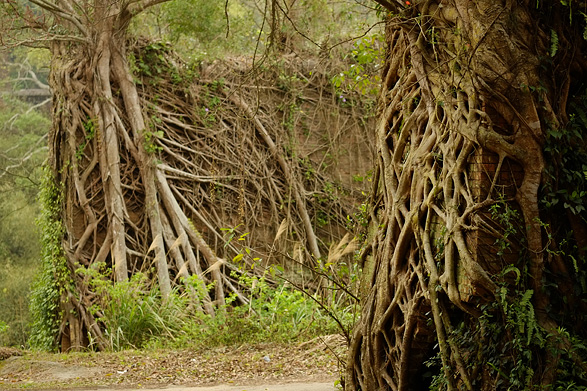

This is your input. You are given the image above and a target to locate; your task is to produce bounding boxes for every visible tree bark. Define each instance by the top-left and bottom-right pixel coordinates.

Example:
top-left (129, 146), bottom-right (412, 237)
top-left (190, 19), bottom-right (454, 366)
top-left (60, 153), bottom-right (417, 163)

top-left (35, 0), bottom-right (372, 351)
top-left (46, 0), bottom-right (223, 349)
top-left (346, 1), bottom-right (587, 389)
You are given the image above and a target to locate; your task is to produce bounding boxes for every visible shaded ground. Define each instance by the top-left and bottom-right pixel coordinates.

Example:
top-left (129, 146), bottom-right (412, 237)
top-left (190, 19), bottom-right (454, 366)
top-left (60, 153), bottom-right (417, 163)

top-left (0, 335), bottom-right (344, 390)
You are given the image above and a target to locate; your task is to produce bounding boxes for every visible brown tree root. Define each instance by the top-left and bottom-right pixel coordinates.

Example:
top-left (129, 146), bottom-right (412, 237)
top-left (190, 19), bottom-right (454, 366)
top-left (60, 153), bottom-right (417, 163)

top-left (346, 1), bottom-right (587, 390)
top-left (45, 16), bottom-right (373, 349)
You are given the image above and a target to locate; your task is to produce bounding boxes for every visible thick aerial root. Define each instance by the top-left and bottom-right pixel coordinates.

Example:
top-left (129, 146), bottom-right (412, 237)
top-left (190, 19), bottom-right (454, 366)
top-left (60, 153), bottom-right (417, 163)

top-left (346, 1), bottom-right (587, 389)
top-left (48, 35), bottom-right (373, 350)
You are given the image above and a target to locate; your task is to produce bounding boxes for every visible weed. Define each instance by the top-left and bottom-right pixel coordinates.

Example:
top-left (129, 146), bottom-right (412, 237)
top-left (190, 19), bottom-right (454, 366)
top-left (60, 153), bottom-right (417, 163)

top-left (0, 320), bottom-right (8, 337)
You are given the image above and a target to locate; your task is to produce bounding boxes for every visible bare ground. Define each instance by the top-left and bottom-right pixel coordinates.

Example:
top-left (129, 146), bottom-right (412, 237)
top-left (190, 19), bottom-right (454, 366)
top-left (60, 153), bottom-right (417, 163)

top-left (0, 335), bottom-right (345, 390)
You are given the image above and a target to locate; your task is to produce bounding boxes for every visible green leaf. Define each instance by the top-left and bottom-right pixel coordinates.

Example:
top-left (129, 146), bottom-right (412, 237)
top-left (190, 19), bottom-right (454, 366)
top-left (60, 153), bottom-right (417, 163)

top-left (550, 30), bottom-right (559, 57)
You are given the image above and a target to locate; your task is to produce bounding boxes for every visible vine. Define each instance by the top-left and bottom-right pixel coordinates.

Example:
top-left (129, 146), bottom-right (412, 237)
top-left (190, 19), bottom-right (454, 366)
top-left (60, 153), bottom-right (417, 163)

top-left (543, 90), bottom-right (587, 216)
top-left (29, 165), bottom-right (69, 351)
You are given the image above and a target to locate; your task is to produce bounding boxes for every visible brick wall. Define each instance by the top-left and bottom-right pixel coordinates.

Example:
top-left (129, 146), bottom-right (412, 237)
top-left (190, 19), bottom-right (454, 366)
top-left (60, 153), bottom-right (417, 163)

top-left (460, 107), bottom-right (525, 301)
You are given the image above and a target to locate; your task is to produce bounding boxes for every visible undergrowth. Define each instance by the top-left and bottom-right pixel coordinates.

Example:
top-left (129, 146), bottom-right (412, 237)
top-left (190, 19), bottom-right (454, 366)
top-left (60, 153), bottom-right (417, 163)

top-left (77, 262), bottom-right (352, 352)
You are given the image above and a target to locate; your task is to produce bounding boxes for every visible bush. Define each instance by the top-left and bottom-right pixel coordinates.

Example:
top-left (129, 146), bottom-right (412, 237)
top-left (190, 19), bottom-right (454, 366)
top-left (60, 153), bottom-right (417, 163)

top-left (75, 251), bottom-right (356, 351)
top-left (0, 320), bottom-right (8, 339)
top-left (148, 270), bottom-right (350, 350)
top-left (77, 266), bottom-right (188, 351)
top-left (0, 190), bottom-right (40, 347)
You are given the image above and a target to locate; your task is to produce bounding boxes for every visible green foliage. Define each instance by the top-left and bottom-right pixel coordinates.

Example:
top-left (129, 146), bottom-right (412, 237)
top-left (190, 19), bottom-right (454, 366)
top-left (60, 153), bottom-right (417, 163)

top-left (10, 47), bottom-right (50, 76)
top-left (77, 265), bottom-right (185, 351)
top-left (129, 42), bottom-right (169, 80)
top-left (0, 97), bottom-right (49, 179)
top-left (162, 0), bottom-right (228, 44)
top-left (129, 41), bottom-right (198, 88)
top-left (312, 181), bottom-right (343, 227)
top-left (427, 271), bottom-right (587, 390)
top-left (429, 193), bottom-right (587, 390)
top-left (279, 100), bottom-right (299, 131)
top-left (331, 33), bottom-right (384, 97)
top-left (157, 230), bottom-right (356, 349)
top-left (550, 29), bottom-right (559, 57)
top-left (543, 90), bottom-right (587, 216)
top-left (155, 0), bottom-right (255, 60)
top-left (3, 47), bottom-right (50, 91)
top-left (477, 295), bottom-right (540, 390)
top-left (0, 320), bottom-right (7, 335)
top-left (0, 261), bottom-right (35, 347)
top-left (143, 128), bottom-right (164, 154)
top-left (540, 90), bottom-right (587, 334)
top-left (199, 81), bottom-right (224, 126)
top-left (132, 0), bottom-right (382, 62)
top-left (76, 117), bottom-right (96, 160)
top-left (489, 197), bottom-right (523, 258)
top-left (28, 166), bottom-right (68, 351)
top-left (0, 193), bottom-right (41, 266)
top-left (73, 249), bottom-right (347, 351)
top-left (172, 274), bottom-right (342, 349)
top-left (444, 288), bottom-right (537, 390)
top-left (229, 232), bottom-right (356, 344)
top-left (0, 88), bottom-right (48, 347)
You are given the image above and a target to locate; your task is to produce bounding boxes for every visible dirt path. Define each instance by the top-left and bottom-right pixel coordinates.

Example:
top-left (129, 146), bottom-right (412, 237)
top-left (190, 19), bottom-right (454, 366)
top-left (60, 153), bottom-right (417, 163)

top-left (102, 383), bottom-right (336, 390)
top-left (0, 337), bottom-right (344, 390)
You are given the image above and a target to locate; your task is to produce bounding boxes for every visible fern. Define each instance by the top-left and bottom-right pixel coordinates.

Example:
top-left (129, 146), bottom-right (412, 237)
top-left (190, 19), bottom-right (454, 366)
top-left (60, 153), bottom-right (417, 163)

top-left (519, 289), bottom-right (538, 345)
top-left (550, 29), bottom-right (559, 57)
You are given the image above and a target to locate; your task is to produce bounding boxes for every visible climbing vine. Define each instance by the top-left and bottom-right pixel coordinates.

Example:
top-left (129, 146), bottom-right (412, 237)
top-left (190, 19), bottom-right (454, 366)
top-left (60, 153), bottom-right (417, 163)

top-left (29, 166), bottom-right (69, 351)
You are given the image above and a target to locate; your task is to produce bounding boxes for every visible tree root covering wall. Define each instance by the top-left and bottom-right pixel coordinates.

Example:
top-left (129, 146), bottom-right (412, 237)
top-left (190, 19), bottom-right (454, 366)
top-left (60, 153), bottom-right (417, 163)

top-left (346, 1), bottom-right (587, 390)
top-left (47, 33), bottom-right (373, 351)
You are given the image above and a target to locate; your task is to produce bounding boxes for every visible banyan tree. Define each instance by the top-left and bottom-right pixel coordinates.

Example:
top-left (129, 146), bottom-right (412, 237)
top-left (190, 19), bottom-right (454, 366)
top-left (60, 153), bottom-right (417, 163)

top-left (346, 0), bottom-right (587, 390)
top-left (2, 0), bottom-right (373, 350)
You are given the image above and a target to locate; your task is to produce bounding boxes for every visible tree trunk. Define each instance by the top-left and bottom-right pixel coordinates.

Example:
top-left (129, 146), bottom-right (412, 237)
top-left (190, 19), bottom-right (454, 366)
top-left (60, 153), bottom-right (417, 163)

top-left (346, 1), bottom-right (587, 389)
top-left (47, 0), bottom-right (223, 350)
top-left (35, 0), bottom-right (373, 351)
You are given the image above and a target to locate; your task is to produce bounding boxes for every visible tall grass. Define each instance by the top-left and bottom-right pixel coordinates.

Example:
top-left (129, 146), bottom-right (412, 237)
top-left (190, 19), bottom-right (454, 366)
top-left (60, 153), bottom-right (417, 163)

top-left (81, 264), bottom-right (352, 351)
top-left (82, 270), bottom-right (185, 351)
top-left (164, 275), bottom-right (346, 349)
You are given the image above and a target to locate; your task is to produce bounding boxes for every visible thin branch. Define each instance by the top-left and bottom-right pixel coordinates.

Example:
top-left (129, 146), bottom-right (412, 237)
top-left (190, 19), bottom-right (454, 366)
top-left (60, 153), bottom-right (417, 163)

top-left (27, 0), bottom-right (89, 37)
top-left (129, 0), bottom-right (172, 18)
top-left (224, 0), bottom-right (230, 38)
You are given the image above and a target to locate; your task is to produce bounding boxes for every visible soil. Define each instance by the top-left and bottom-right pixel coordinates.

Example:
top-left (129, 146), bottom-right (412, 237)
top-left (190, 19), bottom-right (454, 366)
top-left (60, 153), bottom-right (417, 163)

top-left (0, 335), bottom-right (345, 390)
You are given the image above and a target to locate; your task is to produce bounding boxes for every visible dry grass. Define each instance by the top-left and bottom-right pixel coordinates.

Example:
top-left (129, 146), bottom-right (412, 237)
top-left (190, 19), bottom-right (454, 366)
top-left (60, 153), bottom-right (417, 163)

top-left (0, 337), bottom-right (345, 389)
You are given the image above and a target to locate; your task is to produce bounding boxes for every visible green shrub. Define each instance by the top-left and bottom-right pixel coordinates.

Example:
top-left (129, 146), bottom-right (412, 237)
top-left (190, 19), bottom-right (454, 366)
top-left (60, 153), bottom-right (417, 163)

top-left (103, 276), bottom-right (188, 350)
top-left (0, 93), bottom-right (47, 348)
top-left (0, 320), bottom-right (8, 339)
top-left (77, 265), bottom-right (188, 351)
top-left (148, 270), bottom-right (350, 350)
